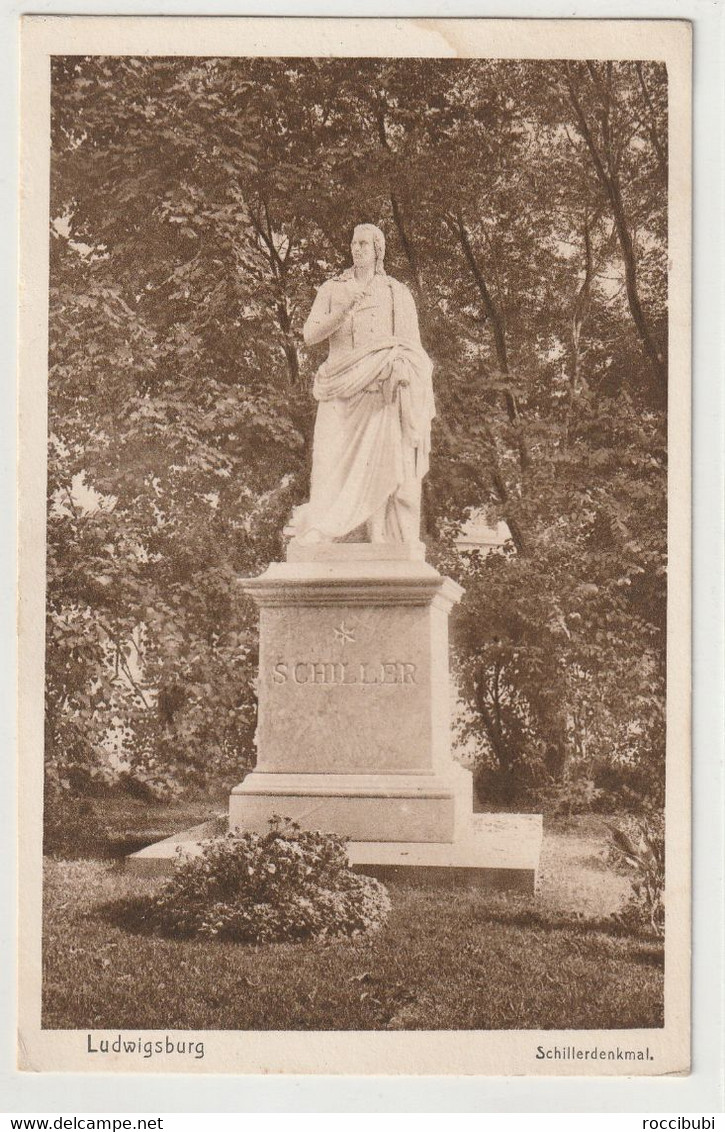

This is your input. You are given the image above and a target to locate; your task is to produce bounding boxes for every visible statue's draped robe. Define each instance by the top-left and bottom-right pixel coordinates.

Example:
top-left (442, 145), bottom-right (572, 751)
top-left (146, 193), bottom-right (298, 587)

top-left (291, 271), bottom-right (435, 543)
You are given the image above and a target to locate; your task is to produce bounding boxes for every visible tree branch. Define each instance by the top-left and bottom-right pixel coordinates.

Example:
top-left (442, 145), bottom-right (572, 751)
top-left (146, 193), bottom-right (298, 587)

top-left (635, 61), bottom-right (667, 180)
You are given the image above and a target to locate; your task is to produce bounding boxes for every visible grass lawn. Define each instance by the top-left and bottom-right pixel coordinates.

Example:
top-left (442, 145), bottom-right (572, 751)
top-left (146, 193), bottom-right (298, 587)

top-left (43, 841), bottom-right (663, 1031)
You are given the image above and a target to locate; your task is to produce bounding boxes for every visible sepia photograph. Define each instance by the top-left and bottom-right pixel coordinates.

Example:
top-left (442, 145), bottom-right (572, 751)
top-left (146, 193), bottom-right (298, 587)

top-left (17, 16), bottom-right (692, 1077)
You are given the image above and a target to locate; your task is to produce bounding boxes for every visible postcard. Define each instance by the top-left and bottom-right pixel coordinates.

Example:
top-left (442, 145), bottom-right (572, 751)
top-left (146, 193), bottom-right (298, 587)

top-left (17, 16), bottom-right (691, 1076)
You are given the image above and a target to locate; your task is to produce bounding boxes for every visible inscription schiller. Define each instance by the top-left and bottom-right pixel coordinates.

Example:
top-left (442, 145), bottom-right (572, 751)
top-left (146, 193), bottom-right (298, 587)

top-left (272, 661), bottom-right (417, 686)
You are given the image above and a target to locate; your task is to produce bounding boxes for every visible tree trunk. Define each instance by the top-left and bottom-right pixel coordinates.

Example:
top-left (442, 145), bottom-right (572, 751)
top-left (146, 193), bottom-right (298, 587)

top-left (445, 212), bottom-right (533, 554)
top-left (564, 64), bottom-right (667, 398)
top-left (373, 106), bottom-right (425, 301)
top-left (565, 209), bottom-right (595, 445)
top-left (474, 669), bottom-right (515, 798)
top-left (452, 214), bottom-right (508, 372)
top-left (251, 203), bottom-right (301, 386)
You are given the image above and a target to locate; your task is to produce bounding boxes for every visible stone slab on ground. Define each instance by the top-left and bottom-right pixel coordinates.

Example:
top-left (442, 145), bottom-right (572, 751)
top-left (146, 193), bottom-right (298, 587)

top-left (348, 813), bottom-right (542, 890)
top-left (125, 817), bottom-right (226, 876)
top-left (125, 812), bottom-right (542, 892)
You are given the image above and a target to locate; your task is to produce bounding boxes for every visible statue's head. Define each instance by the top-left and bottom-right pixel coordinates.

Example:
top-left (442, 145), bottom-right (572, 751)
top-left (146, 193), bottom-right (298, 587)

top-left (351, 223), bottom-right (386, 275)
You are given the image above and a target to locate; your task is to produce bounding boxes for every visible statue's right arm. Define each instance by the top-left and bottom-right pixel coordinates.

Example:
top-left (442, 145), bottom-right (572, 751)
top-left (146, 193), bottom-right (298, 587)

top-left (303, 281), bottom-right (354, 347)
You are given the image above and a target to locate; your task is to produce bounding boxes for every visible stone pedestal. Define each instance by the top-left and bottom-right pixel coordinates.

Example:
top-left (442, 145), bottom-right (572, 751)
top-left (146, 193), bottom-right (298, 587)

top-left (229, 546), bottom-right (472, 844)
top-left (127, 543), bottom-right (543, 890)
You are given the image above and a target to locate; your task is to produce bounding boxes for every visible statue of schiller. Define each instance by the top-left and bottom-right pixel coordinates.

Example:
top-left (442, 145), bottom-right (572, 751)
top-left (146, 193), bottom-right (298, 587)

top-left (287, 224), bottom-right (434, 546)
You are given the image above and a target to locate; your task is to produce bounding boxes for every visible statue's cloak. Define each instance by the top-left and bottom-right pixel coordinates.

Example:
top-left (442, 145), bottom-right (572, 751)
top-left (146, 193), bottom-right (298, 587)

top-left (291, 276), bottom-right (435, 542)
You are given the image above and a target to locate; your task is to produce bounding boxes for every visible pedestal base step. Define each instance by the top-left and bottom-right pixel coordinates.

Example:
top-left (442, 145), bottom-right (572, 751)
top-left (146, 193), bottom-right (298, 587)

top-left (229, 771), bottom-right (466, 844)
top-left (125, 813), bottom-right (542, 892)
top-left (348, 814), bottom-right (542, 891)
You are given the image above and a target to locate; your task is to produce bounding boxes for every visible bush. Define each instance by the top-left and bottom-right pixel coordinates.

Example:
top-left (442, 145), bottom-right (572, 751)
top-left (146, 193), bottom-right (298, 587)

top-left (539, 774), bottom-right (605, 816)
top-left (591, 760), bottom-right (664, 812)
top-left (528, 758), bottom-right (662, 817)
top-left (608, 814), bottom-right (665, 937)
top-left (127, 819), bottom-right (391, 944)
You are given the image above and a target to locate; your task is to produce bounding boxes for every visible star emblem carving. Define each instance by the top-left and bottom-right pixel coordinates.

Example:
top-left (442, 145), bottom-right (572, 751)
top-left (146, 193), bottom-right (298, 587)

top-left (333, 621), bottom-right (356, 645)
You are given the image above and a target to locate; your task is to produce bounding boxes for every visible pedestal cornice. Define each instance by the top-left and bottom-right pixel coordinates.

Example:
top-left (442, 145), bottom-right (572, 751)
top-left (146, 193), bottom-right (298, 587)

top-left (238, 559), bottom-right (465, 610)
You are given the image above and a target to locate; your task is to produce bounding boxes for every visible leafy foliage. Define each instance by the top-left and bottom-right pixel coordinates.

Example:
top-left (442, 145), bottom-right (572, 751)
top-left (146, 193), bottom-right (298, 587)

top-left (119, 819), bottom-right (391, 943)
top-left (608, 814), bottom-right (665, 936)
top-left (47, 57), bottom-right (668, 814)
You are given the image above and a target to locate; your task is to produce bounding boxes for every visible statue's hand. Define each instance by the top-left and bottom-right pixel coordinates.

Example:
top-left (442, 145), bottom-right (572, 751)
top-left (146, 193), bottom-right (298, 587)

top-left (343, 278), bottom-right (370, 312)
top-left (381, 362), bottom-right (410, 406)
top-left (390, 358), bottom-right (410, 392)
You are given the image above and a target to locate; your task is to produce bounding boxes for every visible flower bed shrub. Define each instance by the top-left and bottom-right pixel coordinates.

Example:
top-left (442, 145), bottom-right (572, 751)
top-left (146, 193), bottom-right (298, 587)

top-left (131, 819), bottom-right (391, 944)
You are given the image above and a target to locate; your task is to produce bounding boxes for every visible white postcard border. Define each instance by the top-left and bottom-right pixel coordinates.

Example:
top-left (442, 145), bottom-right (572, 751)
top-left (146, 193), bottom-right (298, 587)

top-left (7, 4), bottom-right (721, 1112)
